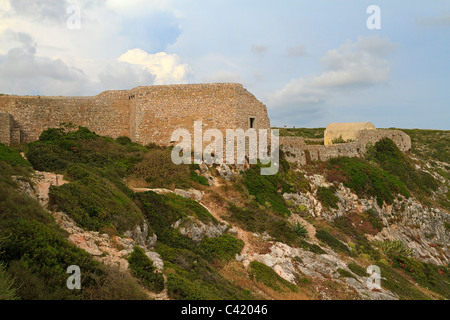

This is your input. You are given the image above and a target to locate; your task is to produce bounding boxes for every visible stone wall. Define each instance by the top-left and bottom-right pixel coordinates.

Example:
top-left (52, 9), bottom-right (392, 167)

top-left (0, 111), bottom-right (11, 145)
top-left (324, 122), bottom-right (375, 146)
top-left (281, 129), bottom-right (411, 166)
top-left (357, 129), bottom-right (411, 152)
top-left (0, 91), bottom-right (131, 144)
top-left (130, 83), bottom-right (270, 145)
top-left (0, 83), bottom-right (271, 146)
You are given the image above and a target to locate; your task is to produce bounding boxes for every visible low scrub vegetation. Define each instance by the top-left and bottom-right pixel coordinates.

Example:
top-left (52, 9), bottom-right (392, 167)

top-left (249, 261), bottom-right (297, 293)
top-left (128, 246), bottom-right (164, 293)
top-left (316, 186), bottom-right (339, 209)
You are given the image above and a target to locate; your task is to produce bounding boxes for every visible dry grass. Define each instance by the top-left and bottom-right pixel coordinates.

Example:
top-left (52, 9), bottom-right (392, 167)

top-left (219, 261), bottom-right (312, 300)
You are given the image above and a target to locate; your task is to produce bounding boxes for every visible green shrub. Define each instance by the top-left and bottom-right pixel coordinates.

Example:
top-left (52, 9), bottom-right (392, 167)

top-left (227, 204), bottom-right (298, 246)
top-left (249, 261), bottom-right (297, 293)
top-left (27, 126), bottom-right (146, 173)
top-left (128, 246), bottom-right (163, 292)
top-left (379, 240), bottom-right (413, 259)
top-left (331, 135), bottom-right (347, 144)
top-left (0, 261), bottom-right (18, 300)
top-left (198, 234), bottom-right (244, 263)
top-left (347, 263), bottom-right (367, 277)
top-left (376, 260), bottom-right (430, 300)
top-left (333, 216), bottom-right (381, 261)
top-left (189, 164), bottom-right (209, 186)
top-left (243, 165), bottom-right (291, 216)
top-left (327, 157), bottom-right (410, 207)
top-left (365, 209), bottom-right (383, 233)
top-left (337, 268), bottom-right (355, 279)
top-left (369, 138), bottom-right (439, 195)
top-left (136, 192), bottom-right (197, 251)
top-left (83, 265), bottom-right (148, 300)
top-left (166, 273), bottom-right (209, 300)
top-left (49, 174), bottom-right (143, 233)
top-left (132, 148), bottom-right (202, 189)
top-left (317, 186), bottom-right (339, 209)
top-left (315, 229), bottom-right (351, 255)
top-left (298, 239), bottom-right (326, 255)
top-left (0, 143), bottom-right (31, 167)
top-left (293, 221), bottom-right (307, 237)
top-left (158, 244), bottom-right (253, 300)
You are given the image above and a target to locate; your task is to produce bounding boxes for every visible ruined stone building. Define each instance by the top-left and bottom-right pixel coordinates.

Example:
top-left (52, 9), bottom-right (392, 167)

top-left (324, 122), bottom-right (376, 145)
top-left (280, 122), bottom-right (411, 166)
top-left (0, 83), bottom-right (270, 146)
top-left (0, 82), bottom-right (411, 165)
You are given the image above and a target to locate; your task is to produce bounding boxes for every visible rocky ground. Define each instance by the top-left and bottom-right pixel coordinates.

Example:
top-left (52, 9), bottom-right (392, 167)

top-left (21, 159), bottom-right (448, 300)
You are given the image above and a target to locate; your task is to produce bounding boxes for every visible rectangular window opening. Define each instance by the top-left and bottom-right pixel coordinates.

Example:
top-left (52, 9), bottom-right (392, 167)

top-left (249, 117), bottom-right (255, 129)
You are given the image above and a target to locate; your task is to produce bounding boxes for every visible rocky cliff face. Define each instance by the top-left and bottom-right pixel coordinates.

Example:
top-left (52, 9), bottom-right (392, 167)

top-left (284, 173), bottom-right (449, 266)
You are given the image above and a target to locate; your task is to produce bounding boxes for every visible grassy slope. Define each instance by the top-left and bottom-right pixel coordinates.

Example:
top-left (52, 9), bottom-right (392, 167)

top-left (1, 126), bottom-right (448, 300)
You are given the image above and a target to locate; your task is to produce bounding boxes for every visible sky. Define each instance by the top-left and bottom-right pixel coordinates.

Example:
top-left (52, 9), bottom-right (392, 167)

top-left (0, 0), bottom-right (449, 129)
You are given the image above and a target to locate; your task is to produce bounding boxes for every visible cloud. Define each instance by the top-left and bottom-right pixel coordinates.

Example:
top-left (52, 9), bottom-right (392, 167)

top-left (8, 0), bottom-right (70, 24)
top-left (416, 12), bottom-right (450, 27)
top-left (286, 44), bottom-right (306, 57)
top-left (105, 0), bottom-right (179, 17)
top-left (268, 35), bottom-right (396, 121)
top-left (118, 48), bottom-right (191, 84)
top-left (0, 32), bottom-right (160, 95)
top-left (251, 44), bottom-right (268, 56)
top-left (0, 32), bottom-right (90, 95)
top-left (98, 61), bottom-right (156, 90)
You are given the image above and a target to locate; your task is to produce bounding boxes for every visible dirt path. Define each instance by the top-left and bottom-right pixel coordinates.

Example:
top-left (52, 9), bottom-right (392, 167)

top-left (199, 195), bottom-right (257, 268)
top-left (33, 171), bottom-right (68, 207)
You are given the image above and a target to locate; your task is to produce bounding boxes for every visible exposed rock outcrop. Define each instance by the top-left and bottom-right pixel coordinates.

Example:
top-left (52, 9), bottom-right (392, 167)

top-left (172, 217), bottom-right (229, 243)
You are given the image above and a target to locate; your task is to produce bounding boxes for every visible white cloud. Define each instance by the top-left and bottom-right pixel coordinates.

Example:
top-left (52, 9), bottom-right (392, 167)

top-left (269, 35), bottom-right (395, 111)
top-left (0, 32), bottom-right (90, 95)
top-left (104, 0), bottom-right (181, 18)
top-left (416, 12), bottom-right (450, 27)
top-left (118, 48), bottom-right (191, 85)
top-left (98, 61), bottom-right (156, 91)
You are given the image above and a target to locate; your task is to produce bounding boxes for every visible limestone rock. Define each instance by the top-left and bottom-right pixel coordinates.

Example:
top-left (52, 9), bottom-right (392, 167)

top-left (145, 251), bottom-right (164, 271)
top-left (124, 223), bottom-right (157, 250)
top-left (217, 163), bottom-right (234, 180)
top-left (174, 188), bottom-right (203, 201)
top-left (173, 217), bottom-right (228, 243)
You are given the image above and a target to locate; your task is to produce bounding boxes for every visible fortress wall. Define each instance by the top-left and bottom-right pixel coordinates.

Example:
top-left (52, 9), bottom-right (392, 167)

top-left (357, 129), bottom-right (411, 152)
top-left (280, 129), bottom-right (411, 166)
top-left (0, 83), bottom-right (270, 147)
top-left (324, 122), bottom-right (375, 146)
top-left (0, 111), bottom-right (12, 145)
top-left (234, 85), bottom-right (271, 131)
top-left (0, 92), bottom-right (132, 143)
top-left (281, 139), bottom-right (366, 165)
top-left (131, 83), bottom-right (270, 146)
top-left (279, 136), bottom-right (307, 149)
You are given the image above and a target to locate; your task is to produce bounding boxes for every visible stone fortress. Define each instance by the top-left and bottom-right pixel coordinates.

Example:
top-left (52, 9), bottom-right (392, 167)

top-left (0, 83), bottom-right (410, 163)
top-left (0, 83), bottom-right (270, 146)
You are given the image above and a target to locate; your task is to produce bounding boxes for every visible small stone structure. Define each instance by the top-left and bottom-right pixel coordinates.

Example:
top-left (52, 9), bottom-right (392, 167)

top-left (0, 83), bottom-right (270, 146)
top-left (280, 124), bottom-right (411, 166)
top-left (324, 122), bottom-right (375, 146)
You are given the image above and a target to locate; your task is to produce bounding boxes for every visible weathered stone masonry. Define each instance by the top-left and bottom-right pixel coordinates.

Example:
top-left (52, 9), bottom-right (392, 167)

top-left (0, 83), bottom-right (271, 146)
top-left (0, 83), bottom-right (411, 165)
top-left (280, 128), bottom-right (411, 166)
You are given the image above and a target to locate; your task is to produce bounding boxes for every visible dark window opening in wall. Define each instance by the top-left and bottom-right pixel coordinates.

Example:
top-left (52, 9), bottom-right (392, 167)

top-left (249, 117), bottom-right (255, 129)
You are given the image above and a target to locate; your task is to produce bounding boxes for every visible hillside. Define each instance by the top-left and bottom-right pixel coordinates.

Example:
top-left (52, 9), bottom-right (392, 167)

top-left (0, 125), bottom-right (449, 300)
